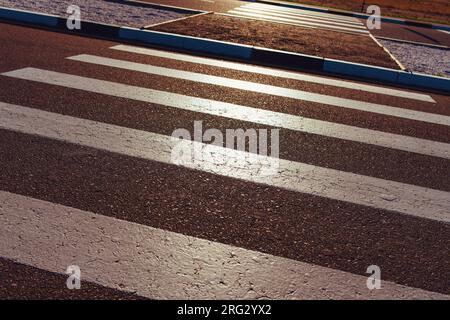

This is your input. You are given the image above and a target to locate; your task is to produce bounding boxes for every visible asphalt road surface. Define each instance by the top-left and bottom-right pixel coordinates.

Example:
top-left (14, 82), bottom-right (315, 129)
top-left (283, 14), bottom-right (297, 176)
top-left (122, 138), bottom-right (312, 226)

top-left (0, 22), bottom-right (449, 299)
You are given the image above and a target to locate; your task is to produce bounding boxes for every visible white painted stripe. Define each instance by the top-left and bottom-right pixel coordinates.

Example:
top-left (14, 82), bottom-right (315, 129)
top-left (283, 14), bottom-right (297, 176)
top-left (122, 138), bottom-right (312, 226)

top-left (438, 30), bottom-right (450, 35)
top-left (228, 10), bottom-right (365, 33)
top-left (244, 3), bottom-right (360, 22)
top-left (64, 55), bottom-right (449, 126)
top-left (1, 191), bottom-right (447, 299)
top-left (2, 68), bottom-right (448, 159)
top-left (111, 44), bottom-right (435, 103)
top-left (233, 7), bottom-right (366, 29)
top-left (233, 6), bottom-right (365, 28)
top-left (222, 12), bottom-right (318, 31)
top-left (241, 3), bottom-right (363, 24)
top-left (228, 10), bottom-right (369, 34)
top-left (242, 5), bottom-right (362, 25)
top-left (0, 102), bottom-right (449, 222)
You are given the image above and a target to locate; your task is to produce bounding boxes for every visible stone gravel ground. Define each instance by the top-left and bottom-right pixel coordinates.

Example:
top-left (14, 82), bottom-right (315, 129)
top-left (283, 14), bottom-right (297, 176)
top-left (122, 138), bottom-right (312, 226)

top-left (0, 0), bottom-right (189, 28)
top-left (379, 39), bottom-right (450, 78)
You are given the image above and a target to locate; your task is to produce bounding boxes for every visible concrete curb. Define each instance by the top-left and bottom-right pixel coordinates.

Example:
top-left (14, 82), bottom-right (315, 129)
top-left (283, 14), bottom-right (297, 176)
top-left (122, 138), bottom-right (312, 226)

top-left (0, 6), bottom-right (449, 94)
top-left (0, 7), bottom-right (59, 27)
top-left (251, 47), bottom-right (324, 71)
top-left (251, 0), bottom-right (450, 32)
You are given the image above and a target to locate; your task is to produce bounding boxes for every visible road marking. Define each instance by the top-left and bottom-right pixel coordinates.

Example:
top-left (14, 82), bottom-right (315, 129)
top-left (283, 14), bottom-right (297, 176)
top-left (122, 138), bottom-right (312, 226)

top-left (110, 45), bottom-right (435, 102)
top-left (110, 44), bottom-right (435, 103)
top-left (244, 3), bottom-right (359, 22)
top-left (1, 191), bottom-right (448, 299)
top-left (221, 12), bottom-right (320, 31)
top-left (2, 68), bottom-right (448, 158)
top-left (0, 102), bottom-right (449, 222)
top-left (241, 3), bottom-right (363, 24)
top-left (232, 7), bottom-right (366, 29)
top-left (64, 55), bottom-right (449, 126)
top-left (233, 6), bottom-right (364, 26)
top-left (227, 10), bottom-right (369, 34)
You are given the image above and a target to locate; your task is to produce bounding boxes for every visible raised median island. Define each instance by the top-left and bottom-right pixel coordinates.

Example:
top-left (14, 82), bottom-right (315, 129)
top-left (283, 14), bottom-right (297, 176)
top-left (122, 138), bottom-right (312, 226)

top-left (151, 13), bottom-right (401, 69)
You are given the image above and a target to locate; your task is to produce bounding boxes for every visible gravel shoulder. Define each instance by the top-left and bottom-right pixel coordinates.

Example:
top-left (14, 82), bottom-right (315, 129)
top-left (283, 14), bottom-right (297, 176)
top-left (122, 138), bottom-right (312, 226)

top-left (152, 13), bottom-right (400, 69)
top-left (379, 39), bottom-right (450, 77)
top-left (0, 0), bottom-right (189, 28)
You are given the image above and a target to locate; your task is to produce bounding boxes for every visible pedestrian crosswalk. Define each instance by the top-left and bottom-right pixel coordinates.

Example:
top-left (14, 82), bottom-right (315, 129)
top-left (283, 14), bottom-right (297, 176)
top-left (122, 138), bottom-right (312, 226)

top-left (1, 191), bottom-right (447, 299)
top-left (111, 44), bottom-right (435, 102)
top-left (1, 101), bottom-right (449, 221)
top-left (226, 2), bottom-right (369, 35)
top-left (3, 68), bottom-right (449, 158)
top-left (64, 54), bottom-right (448, 126)
top-left (0, 28), bottom-right (449, 299)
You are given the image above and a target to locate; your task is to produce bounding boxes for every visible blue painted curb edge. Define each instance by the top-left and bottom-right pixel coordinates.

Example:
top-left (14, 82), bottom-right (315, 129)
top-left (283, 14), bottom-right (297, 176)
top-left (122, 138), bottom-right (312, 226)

top-left (0, 7), bottom-right (59, 27)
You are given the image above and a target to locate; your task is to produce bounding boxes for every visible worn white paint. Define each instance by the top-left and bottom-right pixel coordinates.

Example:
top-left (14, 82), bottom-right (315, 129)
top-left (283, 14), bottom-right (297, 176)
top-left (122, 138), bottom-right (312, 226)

top-left (227, 9), bottom-right (369, 33)
top-left (63, 55), bottom-right (449, 126)
top-left (0, 102), bottom-right (449, 222)
top-left (111, 44), bottom-right (435, 102)
top-left (2, 68), bottom-right (448, 158)
top-left (0, 191), bottom-right (448, 299)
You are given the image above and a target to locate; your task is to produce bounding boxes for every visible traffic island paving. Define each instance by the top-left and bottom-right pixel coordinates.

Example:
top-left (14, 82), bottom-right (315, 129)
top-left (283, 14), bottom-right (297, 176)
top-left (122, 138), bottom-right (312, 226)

top-left (151, 13), bottom-right (401, 69)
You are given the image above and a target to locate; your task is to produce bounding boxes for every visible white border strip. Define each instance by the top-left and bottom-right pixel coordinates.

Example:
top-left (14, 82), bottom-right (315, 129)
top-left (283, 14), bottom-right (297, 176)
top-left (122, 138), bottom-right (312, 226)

top-left (1, 191), bottom-right (448, 299)
top-left (0, 102), bottom-right (449, 222)
top-left (2, 68), bottom-right (448, 159)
